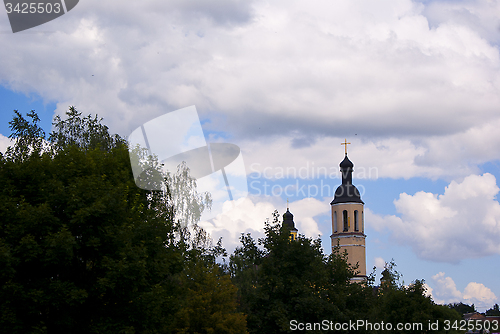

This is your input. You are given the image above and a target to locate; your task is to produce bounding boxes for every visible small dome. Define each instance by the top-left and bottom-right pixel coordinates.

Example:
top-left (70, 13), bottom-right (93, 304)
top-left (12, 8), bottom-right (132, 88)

top-left (283, 208), bottom-right (297, 230)
top-left (340, 155), bottom-right (354, 168)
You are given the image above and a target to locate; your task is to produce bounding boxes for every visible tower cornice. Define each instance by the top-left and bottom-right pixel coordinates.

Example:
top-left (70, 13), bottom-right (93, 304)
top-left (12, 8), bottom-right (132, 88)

top-left (331, 232), bottom-right (366, 238)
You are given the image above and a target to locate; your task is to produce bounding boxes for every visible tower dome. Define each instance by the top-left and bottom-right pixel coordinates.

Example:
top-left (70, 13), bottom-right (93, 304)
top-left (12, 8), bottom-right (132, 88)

top-left (283, 209), bottom-right (294, 226)
top-left (339, 155), bottom-right (354, 168)
top-left (283, 208), bottom-right (297, 230)
top-left (283, 208), bottom-right (298, 241)
top-left (331, 154), bottom-right (364, 205)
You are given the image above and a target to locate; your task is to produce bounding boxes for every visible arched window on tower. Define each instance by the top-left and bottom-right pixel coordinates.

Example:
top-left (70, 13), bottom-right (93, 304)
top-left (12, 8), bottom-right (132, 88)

top-left (334, 211), bottom-right (337, 233)
top-left (354, 210), bottom-right (359, 231)
top-left (343, 210), bottom-right (348, 232)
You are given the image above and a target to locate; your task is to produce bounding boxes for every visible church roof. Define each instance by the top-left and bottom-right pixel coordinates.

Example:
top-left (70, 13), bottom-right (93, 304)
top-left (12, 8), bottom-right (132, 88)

top-left (339, 155), bottom-right (354, 168)
top-left (283, 208), bottom-right (297, 231)
top-left (331, 184), bottom-right (364, 204)
top-left (331, 153), bottom-right (364, 205)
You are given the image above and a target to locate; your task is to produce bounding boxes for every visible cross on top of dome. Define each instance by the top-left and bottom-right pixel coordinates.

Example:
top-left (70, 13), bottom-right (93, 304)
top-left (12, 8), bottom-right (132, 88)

top-left (341, 138), bottom-right (351, 156)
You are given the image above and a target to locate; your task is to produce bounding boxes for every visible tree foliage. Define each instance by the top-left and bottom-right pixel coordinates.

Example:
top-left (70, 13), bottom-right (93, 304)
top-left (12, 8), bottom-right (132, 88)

top-left (0, 108), bottom-right (246, 334)
top-left (6, 110), bottom-right (46, 161)
top-left (229, 211), bottom-right (369, 333)
top-left (1, 108), bottom-right (469, 333)
top-left (486, 303), bottom-right (500, 316)
top-left (229, 211), bottom-right (462, 334)
top-left (447, 302), bottom-right (476, 315)
top-left (49, 106), bottom-right (123, 152)
top-left (172, 233), bottom-right (247, 334)
top-left (165, 162), bottom-right (212, 229)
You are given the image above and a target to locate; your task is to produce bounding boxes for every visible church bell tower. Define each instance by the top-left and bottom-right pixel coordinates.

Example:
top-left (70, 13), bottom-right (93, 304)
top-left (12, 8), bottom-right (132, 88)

top-left (283, 204), bottom-right (298, 241)
top-left (331, 140), bottom-right (366, 282)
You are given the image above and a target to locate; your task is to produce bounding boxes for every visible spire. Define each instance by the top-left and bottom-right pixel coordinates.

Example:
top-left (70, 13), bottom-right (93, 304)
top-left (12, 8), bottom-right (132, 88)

top-left (340, 155), bottom-right (354, 185)
top-left (283, 207), bottom-right (298, 240)
top-left (283, 208), bottom-right (295, 229)
top-left (331, 140), bottom-right (364, 205)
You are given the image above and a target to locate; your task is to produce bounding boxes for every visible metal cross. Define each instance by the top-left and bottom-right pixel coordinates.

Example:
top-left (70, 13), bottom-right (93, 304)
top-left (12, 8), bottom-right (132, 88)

top-left (341, 138), bottom-right (351, 155)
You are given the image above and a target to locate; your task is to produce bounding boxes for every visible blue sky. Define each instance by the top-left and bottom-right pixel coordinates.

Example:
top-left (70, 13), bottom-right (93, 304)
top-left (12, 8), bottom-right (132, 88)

top-left (1, 0), bottom-right (500, 312)
top-left (0, 87), bottom-right (55, 136)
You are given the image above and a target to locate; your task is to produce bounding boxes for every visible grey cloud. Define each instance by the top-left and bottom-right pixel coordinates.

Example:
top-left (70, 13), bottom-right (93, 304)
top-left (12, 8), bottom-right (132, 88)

top-left (423, 0), bottom-right (500, 45)
top-left (165, 0), bottom-right (255, 26)
top-left (291, 136), bottom-right (317, 149)
top-left (1, 0), bottom-right (500, 172)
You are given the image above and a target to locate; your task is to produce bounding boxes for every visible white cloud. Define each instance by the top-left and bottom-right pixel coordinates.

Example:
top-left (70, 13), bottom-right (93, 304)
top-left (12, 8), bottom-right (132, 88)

top-left (198, 196), bottom-right (275, 253)
top-left (374, 257), bottom-right (386, 270)
top-left (430, 272), bottom-right (497, 310)
top-left (0, 134), bottom-right (13, 154)
top-left (423, 283), bottom-right (434, 298)
top-left (199, 195), bottom-right (327, 254)
top-left (367, 173), bottom-right (500, 262)
top-left (286, 197), bottom-right (329, 237)
top-left (431, 272), bottom-right (463, 304)
top-left (463, 282), bottom-right (498, 310)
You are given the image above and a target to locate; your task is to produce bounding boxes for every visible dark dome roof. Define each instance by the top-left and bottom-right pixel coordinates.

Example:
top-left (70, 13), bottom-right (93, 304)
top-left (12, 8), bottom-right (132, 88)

top-left (283, 208), bottom-right (293, 220)
top-left (330, 184), bottom-right (364, 205)
top-left (332, 153), bottom-right (363, 204)
top-left (340, 155), bottom-right (354, 168)
top-left (283, 208), bottom-right (297, 230)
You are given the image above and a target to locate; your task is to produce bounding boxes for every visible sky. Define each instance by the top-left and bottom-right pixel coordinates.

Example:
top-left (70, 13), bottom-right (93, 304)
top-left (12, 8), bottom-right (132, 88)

top-left (1, 0), bottom-right (499, 312)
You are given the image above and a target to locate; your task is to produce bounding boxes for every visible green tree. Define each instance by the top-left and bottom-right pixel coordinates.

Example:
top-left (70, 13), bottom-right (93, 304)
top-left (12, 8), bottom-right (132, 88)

top-left (229, 210), bottom-right (365, 334)
top-left (0, 108), bottom-right (246, 334)
top-left (1, 108), bottom-right (183, 333)
top-left (370, 262), bottom-right (462, 334)
top-left (448, 302), bottom-right (476, 315)
top-left (172, 227), bottom-right (247, 334)
top-left (229, 211), bottom-right (463, 334)
top-left (6, 110), bottom-right (46, 160)
top-left (48, 106), bottom-right (122, 152)
top-left (486, 303), bottom-right (500, 316)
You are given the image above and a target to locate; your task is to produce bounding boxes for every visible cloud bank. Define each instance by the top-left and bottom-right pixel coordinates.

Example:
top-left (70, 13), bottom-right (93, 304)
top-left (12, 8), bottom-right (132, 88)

top-left (1, 0), bottom-right (500, 180)
top-left (431, 272), bottom-right (497, 310)
top-left (369, 173), bottom-right (500, 263)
